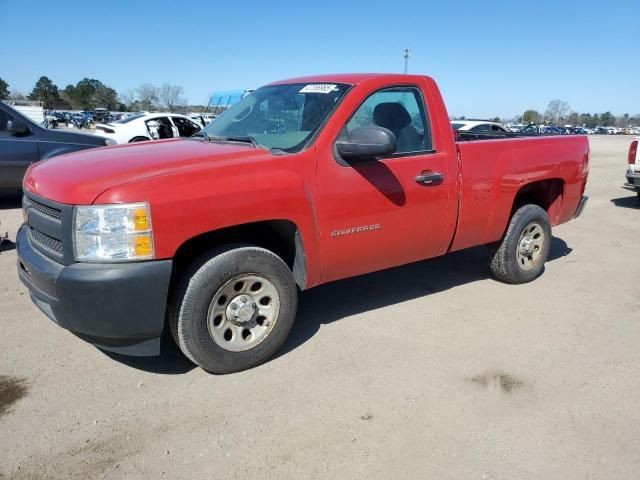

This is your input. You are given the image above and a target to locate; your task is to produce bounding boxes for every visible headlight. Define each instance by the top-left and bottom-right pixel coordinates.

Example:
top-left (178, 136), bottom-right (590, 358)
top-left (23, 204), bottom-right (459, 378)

top-left (74, 202), bottom-right (154, 262)
top-left (104, 138), bottom-right (117, 146)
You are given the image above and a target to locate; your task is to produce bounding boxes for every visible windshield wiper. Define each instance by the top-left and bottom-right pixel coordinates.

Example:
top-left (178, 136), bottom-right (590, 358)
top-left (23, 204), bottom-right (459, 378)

top-left (208, 135), bottom-right (260, 148)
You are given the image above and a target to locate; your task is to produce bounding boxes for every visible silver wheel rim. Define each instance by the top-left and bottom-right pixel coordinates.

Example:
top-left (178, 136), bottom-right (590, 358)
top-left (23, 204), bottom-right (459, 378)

top-left (207, 274), bottom-right (280, 352)
top-left (516, 222), bottom-right (545, 271)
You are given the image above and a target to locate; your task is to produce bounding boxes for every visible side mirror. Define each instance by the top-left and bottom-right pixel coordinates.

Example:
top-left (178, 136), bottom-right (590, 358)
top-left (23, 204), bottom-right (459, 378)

top-left (7, 120), bottom-right (29, 136)
top-left (336, 126), bottom-right (397, 161)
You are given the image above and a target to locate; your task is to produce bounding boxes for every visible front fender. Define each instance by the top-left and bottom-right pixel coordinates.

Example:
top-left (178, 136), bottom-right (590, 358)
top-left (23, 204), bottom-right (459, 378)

top-left (94, 160), bottom-right (322, 286)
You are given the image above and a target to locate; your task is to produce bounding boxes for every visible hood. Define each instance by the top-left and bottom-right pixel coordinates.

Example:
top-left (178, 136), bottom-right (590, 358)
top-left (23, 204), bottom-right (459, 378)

top-left (24, 139), bottom-right (267, 204)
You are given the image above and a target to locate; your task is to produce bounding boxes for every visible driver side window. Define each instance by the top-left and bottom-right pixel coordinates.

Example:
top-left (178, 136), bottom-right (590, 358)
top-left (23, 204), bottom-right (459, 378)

top-left (346, 87), bottom-right (432, 154)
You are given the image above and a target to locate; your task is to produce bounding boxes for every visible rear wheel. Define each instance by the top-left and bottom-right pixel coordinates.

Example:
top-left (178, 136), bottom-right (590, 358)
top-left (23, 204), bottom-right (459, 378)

top-left (169, 245), bottom-right (298, 374)
top-left (129, 136), bottom-right (149, 143)
top-left (489, 204), bottom-right (551, 284)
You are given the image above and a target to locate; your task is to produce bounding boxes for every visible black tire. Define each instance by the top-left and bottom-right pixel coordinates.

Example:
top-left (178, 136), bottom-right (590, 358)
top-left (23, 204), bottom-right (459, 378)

top-left (169, 245), bottom-right (298, 374)
top-left (129, 136), bottom-right (150, 143)
top-left (488, 204), bottom-right (551, 284)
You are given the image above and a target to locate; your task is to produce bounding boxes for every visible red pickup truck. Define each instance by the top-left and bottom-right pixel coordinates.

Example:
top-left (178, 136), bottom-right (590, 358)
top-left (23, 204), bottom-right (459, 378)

top-left (17, 74), bottom-right (589, 373)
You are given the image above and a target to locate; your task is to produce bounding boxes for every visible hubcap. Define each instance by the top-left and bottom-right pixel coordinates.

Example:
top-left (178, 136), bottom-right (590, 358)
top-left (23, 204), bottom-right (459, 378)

top-left (207, 274), bottom-right (280, 352)
top-left (516, 222), bottom-right (545, 271)
top-left (226, 295), bottom-right (256, 324)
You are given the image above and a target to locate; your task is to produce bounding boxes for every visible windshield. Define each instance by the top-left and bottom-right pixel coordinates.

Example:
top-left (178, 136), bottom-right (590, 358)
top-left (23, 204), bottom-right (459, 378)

top-left (450, 122), bottom-right (466, 131)
top-left (201, 82), bottom-right (351, 152)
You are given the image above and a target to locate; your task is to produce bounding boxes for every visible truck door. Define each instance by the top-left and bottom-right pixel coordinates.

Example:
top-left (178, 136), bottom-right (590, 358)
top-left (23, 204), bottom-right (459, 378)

top-left (0, 107), bottom-right (38, 189)
top-left (316, 85), bottom-right (457, 283)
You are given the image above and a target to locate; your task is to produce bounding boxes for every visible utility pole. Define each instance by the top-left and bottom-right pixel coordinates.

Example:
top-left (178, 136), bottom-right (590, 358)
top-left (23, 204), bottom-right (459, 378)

top-left (403, 48), bottom-right (411, 74)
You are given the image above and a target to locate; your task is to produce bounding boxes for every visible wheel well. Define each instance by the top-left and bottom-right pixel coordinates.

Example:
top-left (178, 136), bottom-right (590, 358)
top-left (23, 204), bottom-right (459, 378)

top-left (512, 178), bottom-right (564, 223)
top-left (129, 136), bottom-right (150, 142)
top-left (171, 220), bottom-right (305, 289)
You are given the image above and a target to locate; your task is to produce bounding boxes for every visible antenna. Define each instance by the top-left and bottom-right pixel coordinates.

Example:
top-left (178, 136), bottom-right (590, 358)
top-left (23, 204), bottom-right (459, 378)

top-left (403, 48), bottom-right (411, 74)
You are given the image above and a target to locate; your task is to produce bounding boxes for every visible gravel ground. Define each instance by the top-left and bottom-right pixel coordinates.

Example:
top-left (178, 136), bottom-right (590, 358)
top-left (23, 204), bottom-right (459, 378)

top-left (0, 135), bottom-right (638, 479)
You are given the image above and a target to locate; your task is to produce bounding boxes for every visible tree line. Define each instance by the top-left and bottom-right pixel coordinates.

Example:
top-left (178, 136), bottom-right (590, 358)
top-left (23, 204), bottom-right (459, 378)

top-left (520, 99), bottom-right (638, 127)
top-left (0, 76), bottom-right (189, 112)
top-left (2, 77), bottom-right (638, 126)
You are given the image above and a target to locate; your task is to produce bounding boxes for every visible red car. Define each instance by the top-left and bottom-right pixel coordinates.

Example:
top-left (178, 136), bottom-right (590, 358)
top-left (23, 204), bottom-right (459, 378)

top-left (17, 73), bottom-right (589, 373)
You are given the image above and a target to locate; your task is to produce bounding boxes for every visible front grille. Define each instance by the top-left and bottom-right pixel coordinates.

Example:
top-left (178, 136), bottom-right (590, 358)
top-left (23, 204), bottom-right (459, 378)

top-left (23, 197), bottom-right (62, 221)
top-left (23, 193), bottom-right (72, 264)
top-left (29, 228), bottom-right (63, 254)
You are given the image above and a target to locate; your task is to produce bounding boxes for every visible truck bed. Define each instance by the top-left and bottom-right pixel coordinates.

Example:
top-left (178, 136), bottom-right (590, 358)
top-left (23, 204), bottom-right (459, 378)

top-left (450, 135), bottom-right (589, 252)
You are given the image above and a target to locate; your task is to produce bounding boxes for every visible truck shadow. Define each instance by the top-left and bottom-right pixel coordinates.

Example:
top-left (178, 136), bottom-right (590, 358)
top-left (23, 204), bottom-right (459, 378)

top-left (99, 332), bottom-right (196, 375)
top-left (100, 237), bottom-right (571, 374)
top-left (276, 236), bottom-right (572, 360)
top-left (0, 239), bottom-right (16, 253)
top-left (610, 195), bottom-right (639, 209)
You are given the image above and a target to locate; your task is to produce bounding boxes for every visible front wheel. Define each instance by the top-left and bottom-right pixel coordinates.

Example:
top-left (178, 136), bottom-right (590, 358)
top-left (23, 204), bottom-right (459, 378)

top-left (488, 204), bottom-right (552, 284)
top-left (170, 246), bottom-right (298, 374)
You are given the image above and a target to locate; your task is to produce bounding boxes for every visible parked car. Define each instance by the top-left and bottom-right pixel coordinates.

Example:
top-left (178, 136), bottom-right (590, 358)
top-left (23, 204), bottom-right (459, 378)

top-left (51, 111), bottom-right (70, 127)
top-left (70, 112), bottom-right (92, 129)
top-left (570, 127), bottom-right (588, 135)
top-left (17, 73), bottom-right (589, 373)
top-left (505, 123), bottom-right (524, 133)
top-left (45, 111), bottom-right (70, 128)
top-left (0, 102), bottom-right (111, 190)
top-left (92, 108), bottom-right (110, 123)
top-left (94, 113), bottom-right (202, 144)
top-left (520, 124), bottom-right (565, 135)
top-left (624, 138), bottom-right (640, 203)
top-left (189, 114), bottom-right (208, 128)
top-left (519, 124), bottom-right (543, 134)
top-left (450, 120), bottom-right (509, 134)
top-left (543, 125), bottom-right (566, 135)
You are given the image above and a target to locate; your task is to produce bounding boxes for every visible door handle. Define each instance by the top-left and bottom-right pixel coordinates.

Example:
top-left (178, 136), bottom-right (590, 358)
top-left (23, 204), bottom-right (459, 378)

top-left (415, 172), bottom-right (443, 186)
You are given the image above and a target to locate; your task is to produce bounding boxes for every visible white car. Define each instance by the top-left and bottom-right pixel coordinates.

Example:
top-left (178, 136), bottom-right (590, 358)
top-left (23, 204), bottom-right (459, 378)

top-left (450, 120), bottom-right (509, 134)
top-left (94, 113), bottom-right (202, 144)
top-left (625, 137), bottom-right (640, 203)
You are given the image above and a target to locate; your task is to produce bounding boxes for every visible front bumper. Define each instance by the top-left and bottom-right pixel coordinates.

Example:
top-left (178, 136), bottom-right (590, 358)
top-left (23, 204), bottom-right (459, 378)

top-left (624, 170), bottom-right (640, 192)
top-left (573, 195), bottom-right (589, 219)
top-left (16, 225), bottom-right (172, 356)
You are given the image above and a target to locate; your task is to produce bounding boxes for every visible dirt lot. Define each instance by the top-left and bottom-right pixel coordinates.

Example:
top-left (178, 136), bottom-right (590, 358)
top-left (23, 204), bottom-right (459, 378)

top-left (0, 135), bottom-right (638, 479)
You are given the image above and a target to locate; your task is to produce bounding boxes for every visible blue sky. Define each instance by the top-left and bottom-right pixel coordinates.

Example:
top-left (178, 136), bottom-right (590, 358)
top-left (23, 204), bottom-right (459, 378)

top-left (1, 0), bottom-right (637, 118)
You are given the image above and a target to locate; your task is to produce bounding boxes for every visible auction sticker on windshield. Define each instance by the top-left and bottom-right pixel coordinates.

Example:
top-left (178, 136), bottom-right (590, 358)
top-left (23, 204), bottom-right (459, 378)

top-left (299, 84), bottom-right (338, 94)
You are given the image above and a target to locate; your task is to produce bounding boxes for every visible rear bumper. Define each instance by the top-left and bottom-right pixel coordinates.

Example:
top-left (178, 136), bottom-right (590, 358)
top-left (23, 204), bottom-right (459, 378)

top-left (624, 171), bottom-right (640, 191)
top-left (16, 225), bottom-right (172, 356)
top-left (573, 195), bottom-right (588, 219)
